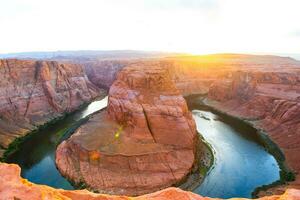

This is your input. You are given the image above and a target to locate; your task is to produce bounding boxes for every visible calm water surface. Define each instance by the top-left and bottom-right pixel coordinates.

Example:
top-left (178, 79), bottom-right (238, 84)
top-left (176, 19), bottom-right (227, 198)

top-left (192, 110), bottom-right (280, 198)
top-left (6, 96), bottom-right (108, 189)
top-left (6, 96), bottom-right (280, 198)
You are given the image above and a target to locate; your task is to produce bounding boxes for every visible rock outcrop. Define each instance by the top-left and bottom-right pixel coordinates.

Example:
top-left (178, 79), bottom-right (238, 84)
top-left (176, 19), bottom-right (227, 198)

top-left (83, 60), bottom-right (130, 89)
top-left (56, 64), bottom-right (197, 196)
top-left (0, 59), bottom-right (100, 157)
top-left (1, 163), bottom-right (300, 200)
top-left (206, 69), bottom-right (300, 194)
top-left (55, 54), bottom-right (300, 196)
top-left (159, 55), bottom-right (300, 194)
top-left (2, 54), bottom-right (300, 198)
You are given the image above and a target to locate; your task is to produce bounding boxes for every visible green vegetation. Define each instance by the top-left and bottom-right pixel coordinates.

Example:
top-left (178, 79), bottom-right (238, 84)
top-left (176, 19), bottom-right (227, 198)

top-left (1, 113), bottom-right (67, 162)
top-left (251, 130), bottom-right (295, 197)
top-left (1, 100), bottom-right (93, 162)
top-left (76, 181), bottom-right (87, 190)
top-left (198, 133), bottom-right (215, 174)
top-left (185, 94), bottom-right (295, 198)
top-left (55, 117), bottom-right (90, 146)
top-left (199, 166), bottom-right (209, 176)
top-left (176, 133), bottom-right (215, 191)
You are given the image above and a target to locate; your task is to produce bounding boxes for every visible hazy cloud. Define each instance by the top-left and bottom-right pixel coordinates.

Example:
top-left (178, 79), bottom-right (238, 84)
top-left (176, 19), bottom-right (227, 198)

top-left (291, 31), bottom-right (300, 37)
top-left (144, 0), bottom-right (219, 10)
top-left (0, 0), bottom-right (300, 54)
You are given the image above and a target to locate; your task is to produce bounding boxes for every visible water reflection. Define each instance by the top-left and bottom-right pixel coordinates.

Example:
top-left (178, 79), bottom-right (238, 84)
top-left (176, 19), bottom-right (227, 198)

top-left (193, 110), bottom-right (280, 198)
top-left (6, 97), bottom-right (280, 198)
top-left (6, 97), bottom-right (108, 189)
top-left (79, 96), bottom-right (108, 119)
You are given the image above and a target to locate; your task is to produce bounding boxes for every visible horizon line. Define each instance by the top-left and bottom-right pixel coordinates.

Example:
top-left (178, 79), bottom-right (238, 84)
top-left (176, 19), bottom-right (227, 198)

top-left (0, 49), bottom-right (299, 60)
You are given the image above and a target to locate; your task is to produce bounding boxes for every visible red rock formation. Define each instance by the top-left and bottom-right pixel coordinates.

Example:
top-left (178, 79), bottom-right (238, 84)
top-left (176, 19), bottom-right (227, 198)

top-left (53, 54), bottom-right (300, 195)
top-left (163, 54), bottom-right (300, 96)
top-left (165, 55), bottom-right (300, 194)
top-left (0, 59), bottom-right (100, 157)
top-left (163, 60), bottom-right (232, 96)
top-left (83, 60), bottom-right (130, 89)
top-left (206, 70), bottom-right (300, 193)
top-left (56, 64), bottom-right (197, 196)
top-left (1, 163), bottom-right (300, 200)
top-left (2, 54), bottom-right (299, 198)
top-left (159, 56), bottom-right (300, 194)
top-left (55, 54), bottom-right (300, 196)
top-left (153, 55), bottom-right (300, 195)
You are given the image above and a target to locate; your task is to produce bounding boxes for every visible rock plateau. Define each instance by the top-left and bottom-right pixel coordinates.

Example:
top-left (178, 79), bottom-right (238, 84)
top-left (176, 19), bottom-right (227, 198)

top-left (56, 64), bottom-right (198, 196)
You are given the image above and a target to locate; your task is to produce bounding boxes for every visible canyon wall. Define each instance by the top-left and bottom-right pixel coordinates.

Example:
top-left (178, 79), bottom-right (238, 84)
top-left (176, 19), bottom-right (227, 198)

top-left (1, 162), bottom-right (300, 200)
top-left (159, 55), bottom-right (300, 194)
top-left (163, 60), bottom-right (233, 96)
top-left (58, 55), bottom-right (300, 194)
top-left (79, 54), bottom-right (296, 96)
top-left (56, 64), bottom-right (198, 196)
top-left (83, 60), bottom-right (130, 89)
top-left (0, 59), bottom-right (100, 157)
top-left (1, 54), bottom-right (299, 198)
top-left (206, 69), bottom-right (300, 194)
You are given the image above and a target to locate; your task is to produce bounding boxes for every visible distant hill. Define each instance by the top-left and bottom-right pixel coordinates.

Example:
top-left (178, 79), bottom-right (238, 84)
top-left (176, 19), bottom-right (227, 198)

top-left (277, 53), bottom-right (300, 61)
top-left (1, 51), bottom-right (299, 67)
top-left (0, 50), bottom-right (185, 60)
top-left (165, 53), bottom-right (300, 65)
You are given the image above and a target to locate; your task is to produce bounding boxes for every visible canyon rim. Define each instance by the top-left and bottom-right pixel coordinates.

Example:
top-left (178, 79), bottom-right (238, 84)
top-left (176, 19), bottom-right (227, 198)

top-left (1, 0), bottom-right (300, 199)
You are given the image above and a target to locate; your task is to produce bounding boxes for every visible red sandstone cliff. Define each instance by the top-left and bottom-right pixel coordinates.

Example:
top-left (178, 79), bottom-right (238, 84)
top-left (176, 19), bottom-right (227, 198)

top-left (56, 64), bottom-right (197, 196)
top-left (206, 69), bottom-right (300, 194)
top-left (157, 55), bottom-right (300, 194)
top-left (137, 55), bottom-right (300, 195)
top-left (164, 54), bottom-right (300, 96)
top-left (1, 163), bottom-right (300, 200)
top-left (2, 54), bottom-right (299, 198)
top-left (83, 60), bottom-right (131, 89)
top-left (53, 55), bottom-right (300, 194)
top-left (0, 59), bottom-right (100, 157)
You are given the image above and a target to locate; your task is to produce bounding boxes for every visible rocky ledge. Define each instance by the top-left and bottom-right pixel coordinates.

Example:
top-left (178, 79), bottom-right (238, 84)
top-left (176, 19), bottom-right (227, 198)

top-left (0, 59), bottom-right (100, 157)
top-left (206, 69), bottom-right (300, 194)
top-left (155, 55), bottom-right (300, 195)
top-left (1, 163), bottom-right (300, 200)
top-left (56, 64), bottom-right (198, 196)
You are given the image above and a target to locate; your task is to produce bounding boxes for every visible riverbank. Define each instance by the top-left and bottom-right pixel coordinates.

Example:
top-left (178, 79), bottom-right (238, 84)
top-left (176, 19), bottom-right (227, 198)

top-left (1, 91), bottom-right (107, 162)
top-left (4, 90), bottom-right (283, 198)
top-left (185, 94), bottom-right (295, 198)
top-left (176, 134), bottom-right (214, 191)
top-left (3, 89), bottom-right (214, 194)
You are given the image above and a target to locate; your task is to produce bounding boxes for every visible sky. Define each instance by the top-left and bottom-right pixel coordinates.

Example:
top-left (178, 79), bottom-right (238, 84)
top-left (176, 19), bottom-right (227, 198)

top-left (0, 0), bottom-right (300, 55)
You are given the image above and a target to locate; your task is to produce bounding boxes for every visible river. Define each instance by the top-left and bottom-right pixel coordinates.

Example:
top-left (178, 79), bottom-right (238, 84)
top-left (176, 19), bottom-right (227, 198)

top-left (192, 109), bottom-right (279, 198)
top-left (6, 96), bottom-right (280, 198)
top-left (6, 96), bottom-right (108, 189)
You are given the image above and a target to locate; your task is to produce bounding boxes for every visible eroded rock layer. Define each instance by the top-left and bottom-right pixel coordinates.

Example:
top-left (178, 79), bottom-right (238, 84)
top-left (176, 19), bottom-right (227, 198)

top-left (56, 64), bottom-right (197, 196)
top-left (159, 54), bottom-right (300, 195)
top-left (0, 59), bottom-right (99, 156)
top-left (83, 60), bottom-right (131, 89)
top-left (56, 54), bottom-right (300, 196)
top-left (1, 163), bottom-right (300, 200)
top-left (206, 69), bottom-right (300, 194)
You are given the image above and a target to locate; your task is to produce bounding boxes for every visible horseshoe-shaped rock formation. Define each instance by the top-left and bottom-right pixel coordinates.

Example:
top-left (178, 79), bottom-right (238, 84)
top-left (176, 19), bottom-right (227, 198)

top-left (56, 64), bottom-right (197, 195)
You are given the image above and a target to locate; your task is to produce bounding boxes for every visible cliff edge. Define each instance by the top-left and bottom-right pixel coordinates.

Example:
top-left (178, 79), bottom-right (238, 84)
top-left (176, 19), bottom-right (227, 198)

top-left (0, 59), bottom-right (99, 157)
top-left (56, 64), bottom-right (197, 195)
